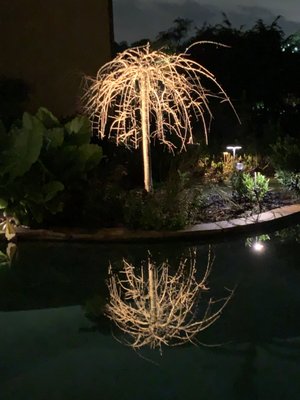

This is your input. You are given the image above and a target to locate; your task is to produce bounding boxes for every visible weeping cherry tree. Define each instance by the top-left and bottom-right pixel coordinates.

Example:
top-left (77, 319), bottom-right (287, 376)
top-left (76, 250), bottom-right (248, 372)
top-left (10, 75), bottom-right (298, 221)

top-left (83, 43), bottom-right (234, 192)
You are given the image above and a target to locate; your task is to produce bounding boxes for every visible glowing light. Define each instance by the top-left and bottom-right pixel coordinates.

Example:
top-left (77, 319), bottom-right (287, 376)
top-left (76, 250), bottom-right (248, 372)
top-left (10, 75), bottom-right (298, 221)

top-left (236, 162), bottom-right (244, 171)
top-left (253, 241), bottom-right (264, 252)
top-left (226, 145), bottom-right (242, 158)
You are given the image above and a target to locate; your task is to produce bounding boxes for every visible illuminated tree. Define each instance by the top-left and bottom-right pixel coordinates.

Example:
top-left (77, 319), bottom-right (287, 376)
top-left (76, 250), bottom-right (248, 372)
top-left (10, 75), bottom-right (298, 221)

top-left (82, 44), bottom-right (234, 192)
top-left (105, 249), bottom-right (232, 352)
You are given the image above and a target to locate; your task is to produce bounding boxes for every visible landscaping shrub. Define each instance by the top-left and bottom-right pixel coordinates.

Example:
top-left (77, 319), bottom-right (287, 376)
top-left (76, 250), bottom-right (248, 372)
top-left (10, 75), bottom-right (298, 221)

top-left (270, 136), bottom-right (300, 196)
top-left (0, 108), bottom-right (103, 225)
top-left (275, 170), bottom-right (300, 194)
top-left (122, 169), bottom-right (202, 230)
top-left (231, 171), bottom-right (269, 203)
top-left (270, 135), bottom-right (300, 171)
top-left (197, 153), bottom-right (267, 184)
top-left (122, 188), bottom-right (201, 230)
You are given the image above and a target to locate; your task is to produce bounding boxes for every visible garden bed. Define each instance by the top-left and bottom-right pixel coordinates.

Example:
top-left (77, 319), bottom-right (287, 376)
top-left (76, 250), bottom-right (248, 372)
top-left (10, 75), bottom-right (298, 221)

top-left (195, 187), bottom-right (298, 223)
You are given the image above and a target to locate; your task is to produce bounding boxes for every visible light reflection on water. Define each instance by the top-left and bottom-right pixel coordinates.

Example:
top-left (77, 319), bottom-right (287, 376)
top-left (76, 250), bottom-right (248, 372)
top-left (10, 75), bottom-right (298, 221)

top-left (0, 224), bottom-right (300, 399)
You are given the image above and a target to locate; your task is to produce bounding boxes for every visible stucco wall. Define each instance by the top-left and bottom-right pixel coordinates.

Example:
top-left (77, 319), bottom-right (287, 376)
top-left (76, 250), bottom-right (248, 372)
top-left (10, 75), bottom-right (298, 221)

top-left (0, 0), bottom-right (113, 116)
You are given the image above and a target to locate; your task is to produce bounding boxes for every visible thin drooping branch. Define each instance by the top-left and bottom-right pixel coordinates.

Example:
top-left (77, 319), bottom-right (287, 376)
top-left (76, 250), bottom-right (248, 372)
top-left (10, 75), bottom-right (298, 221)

top-left (82, 44), bottom-right (236, 192)
top-left (105, 248), bottom-right (233, 352)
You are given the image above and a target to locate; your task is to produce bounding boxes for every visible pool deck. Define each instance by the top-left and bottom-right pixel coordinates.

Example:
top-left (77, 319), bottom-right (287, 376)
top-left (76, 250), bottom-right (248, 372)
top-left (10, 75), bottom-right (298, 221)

top-left (1, 204), bottom-right (300, 243)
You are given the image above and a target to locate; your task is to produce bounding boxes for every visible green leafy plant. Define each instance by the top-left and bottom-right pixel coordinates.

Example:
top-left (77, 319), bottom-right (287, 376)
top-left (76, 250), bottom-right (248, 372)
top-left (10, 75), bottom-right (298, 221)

top-left (231, 171), bottom-right (269, 204)
top-left (122, 170), bottom-right (202, 230)
top-left (0, 108), bottom-right (103, 225)
top-left (274, 225), bottom-right (300, 243)
top-left (270, 136), bottom-right (300, 171)
top-left (196, 154), bottom-right (233, 184)
top-left (245, 234), bottom-right (270, 248)
top-left (199, 152), bottom-right (270, 185)
top-left (275, 169), bottom-right (300, 194)
top-left (237, 153), bottom-right (270, 174)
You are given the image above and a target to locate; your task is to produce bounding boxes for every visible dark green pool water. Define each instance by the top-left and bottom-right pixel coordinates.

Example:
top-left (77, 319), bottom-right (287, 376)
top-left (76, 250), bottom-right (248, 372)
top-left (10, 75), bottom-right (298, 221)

top-left (1, 224), bottom-right (300, 400)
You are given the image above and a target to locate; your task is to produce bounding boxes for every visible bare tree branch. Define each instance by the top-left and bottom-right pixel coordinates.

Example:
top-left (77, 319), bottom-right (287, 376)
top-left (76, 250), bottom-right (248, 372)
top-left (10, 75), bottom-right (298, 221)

top-left (105, 248), bottom-right (233, 352)
top-left (82, 44), bottom-right (236, 192)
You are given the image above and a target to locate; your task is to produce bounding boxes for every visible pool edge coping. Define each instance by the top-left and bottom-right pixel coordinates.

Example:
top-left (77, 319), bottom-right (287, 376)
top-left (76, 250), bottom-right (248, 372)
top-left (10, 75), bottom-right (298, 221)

top-left (1, 203), bottom-right (300, 243)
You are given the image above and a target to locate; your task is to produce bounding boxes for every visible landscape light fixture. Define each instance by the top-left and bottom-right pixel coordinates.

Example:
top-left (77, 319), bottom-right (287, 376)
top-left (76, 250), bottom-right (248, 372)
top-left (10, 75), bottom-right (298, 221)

top-left (235, 162), bottom-right (244, 171)
top-left (226, 145), bottom-right (242, 158)
top-left (252, 241), bottom-right (264, 252)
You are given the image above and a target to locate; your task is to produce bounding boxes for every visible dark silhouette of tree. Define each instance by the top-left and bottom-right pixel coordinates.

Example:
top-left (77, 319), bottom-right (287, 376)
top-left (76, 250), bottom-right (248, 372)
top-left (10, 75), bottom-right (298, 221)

top-left (154, 18), bottom-right (193, 52)
top-left (113, 16), bottom-right (300, 152)
top-left (183, 16), bottom-right (300, 151)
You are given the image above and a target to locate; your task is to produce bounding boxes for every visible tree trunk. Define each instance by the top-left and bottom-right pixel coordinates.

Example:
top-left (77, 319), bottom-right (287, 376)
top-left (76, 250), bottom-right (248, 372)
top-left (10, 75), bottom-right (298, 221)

top-left (148, 262), bottom-right (157, 324)
top-left (140, 73), bottom-right (153, 192)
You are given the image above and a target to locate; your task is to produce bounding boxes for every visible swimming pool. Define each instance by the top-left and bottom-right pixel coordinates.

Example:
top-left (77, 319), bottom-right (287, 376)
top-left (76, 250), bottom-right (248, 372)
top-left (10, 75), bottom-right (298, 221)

top-left (1, 224), bottom-right (300, 399)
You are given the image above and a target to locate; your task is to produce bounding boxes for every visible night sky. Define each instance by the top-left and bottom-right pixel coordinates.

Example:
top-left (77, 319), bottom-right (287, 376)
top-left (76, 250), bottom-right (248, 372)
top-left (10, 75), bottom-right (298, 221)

top-left (113, 0), bottom-right (300, 44)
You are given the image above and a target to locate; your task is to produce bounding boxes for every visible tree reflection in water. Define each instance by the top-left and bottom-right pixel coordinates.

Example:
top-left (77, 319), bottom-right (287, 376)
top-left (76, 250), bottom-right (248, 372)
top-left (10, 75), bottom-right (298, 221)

top-left (105, 248), bottom-right (233, 353)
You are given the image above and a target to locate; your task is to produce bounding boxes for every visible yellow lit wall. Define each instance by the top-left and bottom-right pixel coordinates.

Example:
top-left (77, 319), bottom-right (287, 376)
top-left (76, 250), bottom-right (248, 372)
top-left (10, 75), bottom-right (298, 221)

top-left (0, 0), bottom-right (113, 116)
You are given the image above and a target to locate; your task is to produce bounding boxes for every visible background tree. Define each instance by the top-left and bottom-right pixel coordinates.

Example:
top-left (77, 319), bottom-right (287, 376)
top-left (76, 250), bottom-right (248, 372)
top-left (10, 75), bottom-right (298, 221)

top-left (154, 17), bottom-right (193, 52)
top-left (186, 16), bottom-right (300, 151)
top-left (147, 16), bottom-right (300, 153)
top-left (83, 44), bottom-right (233, 192)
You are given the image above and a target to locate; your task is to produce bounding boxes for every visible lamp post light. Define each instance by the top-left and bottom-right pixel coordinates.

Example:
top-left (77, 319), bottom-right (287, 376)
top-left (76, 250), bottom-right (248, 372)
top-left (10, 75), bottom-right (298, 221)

top-left (226, 145), bottom-right (242, 158)
top-left (235, 161), bottom-right (244, 171)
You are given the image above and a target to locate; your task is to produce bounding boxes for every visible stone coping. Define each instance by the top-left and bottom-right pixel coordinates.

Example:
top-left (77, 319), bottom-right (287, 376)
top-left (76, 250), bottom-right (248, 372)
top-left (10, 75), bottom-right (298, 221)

top-left (1, 204), bottom-right (299, 243)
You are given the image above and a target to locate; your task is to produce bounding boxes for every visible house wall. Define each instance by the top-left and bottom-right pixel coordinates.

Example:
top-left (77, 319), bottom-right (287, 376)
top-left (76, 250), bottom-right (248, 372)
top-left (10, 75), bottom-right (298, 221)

top-left (0, 0), bottom-right (113, 117)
